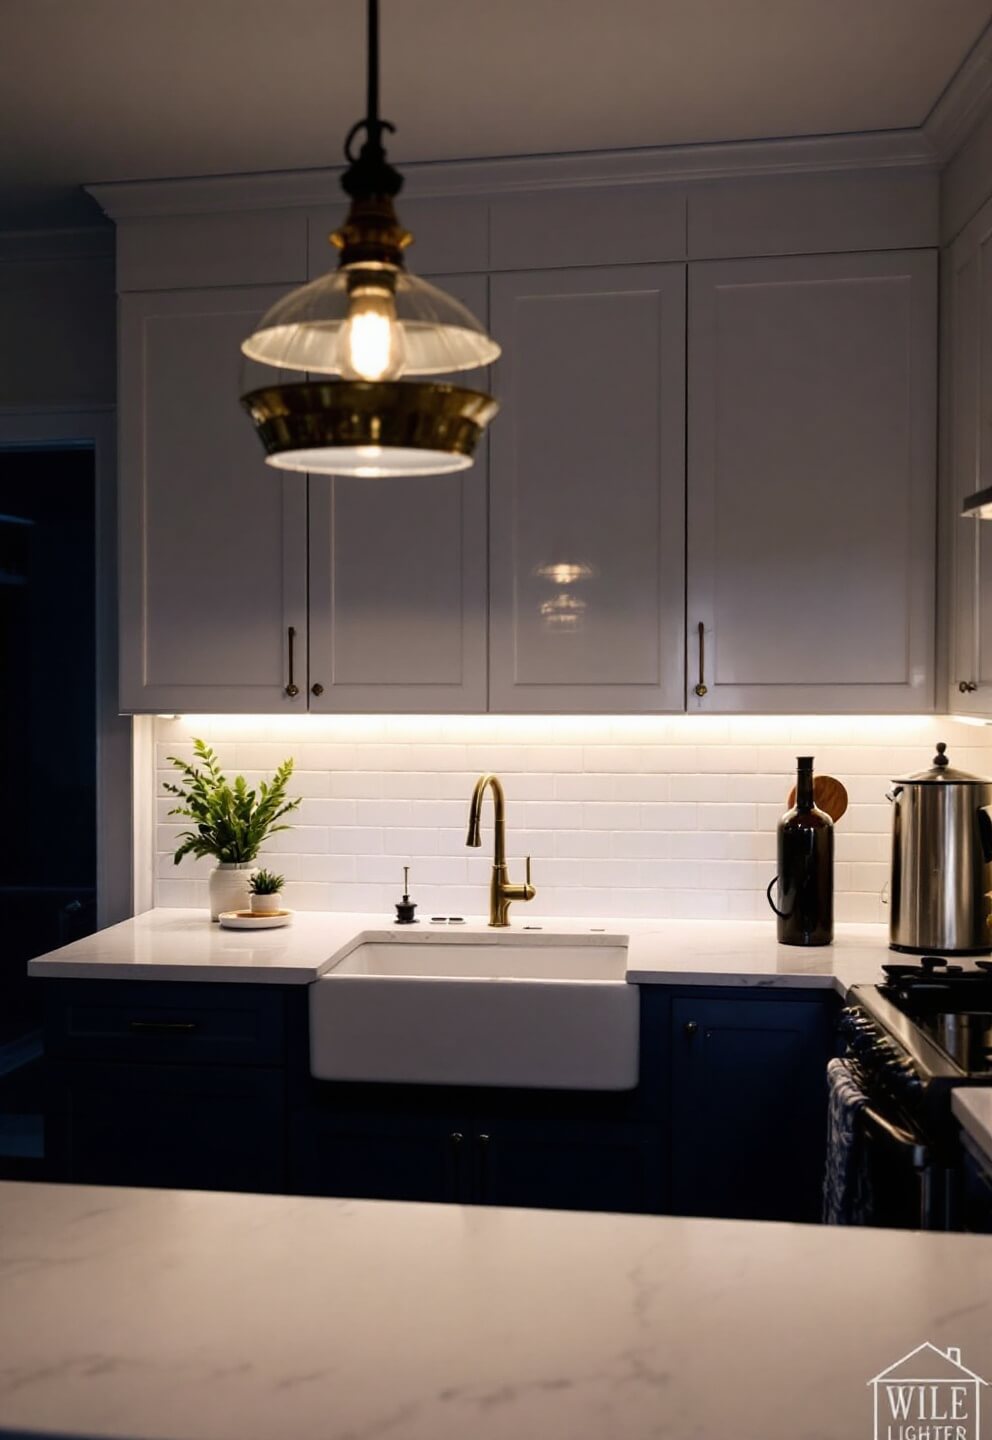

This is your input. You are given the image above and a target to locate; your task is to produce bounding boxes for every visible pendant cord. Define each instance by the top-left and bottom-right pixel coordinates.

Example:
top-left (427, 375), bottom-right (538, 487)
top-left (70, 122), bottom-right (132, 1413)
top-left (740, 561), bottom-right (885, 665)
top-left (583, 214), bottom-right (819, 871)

top-left (340, 0), bottom-right (401, 200)
top-left (367, 0), bottom-right (379, 137)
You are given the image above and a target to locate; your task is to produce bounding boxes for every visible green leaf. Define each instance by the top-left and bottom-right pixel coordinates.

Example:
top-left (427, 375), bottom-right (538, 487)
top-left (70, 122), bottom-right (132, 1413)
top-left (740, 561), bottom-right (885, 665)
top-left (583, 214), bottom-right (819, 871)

top-left (164, 738), bottom-right (300, 867)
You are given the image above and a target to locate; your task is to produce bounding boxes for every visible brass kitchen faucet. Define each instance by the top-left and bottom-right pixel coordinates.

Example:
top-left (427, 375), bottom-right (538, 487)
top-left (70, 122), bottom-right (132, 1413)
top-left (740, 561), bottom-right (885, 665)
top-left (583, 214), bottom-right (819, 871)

top-left (466, 774), bottom-right (536, 927)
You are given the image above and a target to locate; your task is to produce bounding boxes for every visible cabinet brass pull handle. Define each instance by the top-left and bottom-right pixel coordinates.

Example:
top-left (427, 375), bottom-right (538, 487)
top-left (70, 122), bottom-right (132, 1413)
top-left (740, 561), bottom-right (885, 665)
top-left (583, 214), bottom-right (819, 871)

top-left (449, 1132), bottom-right (463, 1145)
top-left (694, 622), bottom-right (708, 697)
top-left (960, 680), bottom-right (978, 694)
top-left (128, 1020), bottom-right (198, 1034)
top-left (286, 626), bottom-right (300, 697)
top-left (684, 1021), bottom-right (698, 1037)
top-left (311, 683), bottom-right (324, 697)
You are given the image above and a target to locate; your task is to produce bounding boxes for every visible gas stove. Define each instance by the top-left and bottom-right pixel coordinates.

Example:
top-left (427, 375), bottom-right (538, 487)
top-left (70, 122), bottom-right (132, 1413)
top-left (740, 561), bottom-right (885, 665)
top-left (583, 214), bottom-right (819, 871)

top-left (873, 957), bottom-right (992, 1078)
top-left (846, 957), bottom-right (992, 1094)
top-left (840, 958), bottom-right (992, 1229)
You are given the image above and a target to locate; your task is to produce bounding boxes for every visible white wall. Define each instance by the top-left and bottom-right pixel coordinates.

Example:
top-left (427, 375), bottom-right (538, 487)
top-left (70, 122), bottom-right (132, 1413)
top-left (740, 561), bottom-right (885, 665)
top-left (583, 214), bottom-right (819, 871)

top-left (0, 230), bottom-right (115, 408)
top-left (150, 713), bottom-right (992, 923)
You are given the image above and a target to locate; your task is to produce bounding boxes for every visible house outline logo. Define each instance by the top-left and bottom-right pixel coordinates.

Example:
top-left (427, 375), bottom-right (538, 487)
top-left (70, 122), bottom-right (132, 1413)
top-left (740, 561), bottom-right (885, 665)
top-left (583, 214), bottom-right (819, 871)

top-left (869, 1343), bottom-right (987, 1440)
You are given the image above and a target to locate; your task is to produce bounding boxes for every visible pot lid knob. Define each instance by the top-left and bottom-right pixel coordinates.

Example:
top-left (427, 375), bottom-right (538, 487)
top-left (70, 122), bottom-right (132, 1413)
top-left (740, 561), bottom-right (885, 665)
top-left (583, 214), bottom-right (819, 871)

top-left (933, 742), bottom-right (949, 768)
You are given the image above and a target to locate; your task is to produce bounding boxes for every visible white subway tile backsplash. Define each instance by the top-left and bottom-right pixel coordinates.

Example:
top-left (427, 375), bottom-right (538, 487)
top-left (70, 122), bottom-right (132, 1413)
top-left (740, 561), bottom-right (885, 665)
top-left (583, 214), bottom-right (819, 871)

top-left (303, 799), bottom-right (357, 826)
top-left (639, 803), bottom-right (698, 830)
top-left (611, 774), bottom-right (670, 803)
top-left (581, 802), bottom-right (637, 830)
top-left (610, 831), bottom-right (672, 860)
top-left (560, 829), bottom-right (615, 858)
top-left (698, 804), bottom-right (756, 831)
top-left (151, 715), bottom-right (992, 921)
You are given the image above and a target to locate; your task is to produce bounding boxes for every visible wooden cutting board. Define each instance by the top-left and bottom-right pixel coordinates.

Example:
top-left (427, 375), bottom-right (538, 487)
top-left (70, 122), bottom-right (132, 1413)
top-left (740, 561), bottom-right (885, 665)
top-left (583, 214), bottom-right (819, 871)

top-left (786, 775), bottom-right (849, 823)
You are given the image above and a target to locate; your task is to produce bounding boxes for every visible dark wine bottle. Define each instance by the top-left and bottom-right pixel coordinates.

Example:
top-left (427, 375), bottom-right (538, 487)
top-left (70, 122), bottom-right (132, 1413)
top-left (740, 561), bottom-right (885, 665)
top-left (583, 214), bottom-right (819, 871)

top-left (767, 756), bottom-right (834, 946)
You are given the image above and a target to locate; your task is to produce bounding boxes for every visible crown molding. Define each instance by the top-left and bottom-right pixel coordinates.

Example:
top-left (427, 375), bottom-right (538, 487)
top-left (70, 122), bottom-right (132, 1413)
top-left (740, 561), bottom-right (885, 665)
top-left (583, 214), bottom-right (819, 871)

top-left (87, 128), bottom-right (936, 221)
top-left (0, 225), bottom-right (114, 264)
top-left (924, 19), bottom-right (992, 161)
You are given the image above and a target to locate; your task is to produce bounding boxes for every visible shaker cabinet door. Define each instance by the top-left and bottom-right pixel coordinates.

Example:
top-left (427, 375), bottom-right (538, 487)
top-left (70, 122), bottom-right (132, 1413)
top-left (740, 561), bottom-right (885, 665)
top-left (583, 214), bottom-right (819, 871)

top-left (488, 265), bottom-right (686, 712)
top-left (471, 1117), bottom-right (662, 1214)
top-left (118, 287), bottom-right (308, 712)
top-left (670, 996), bottom-right (833, 1223)
top-left (307, 275), bottom-right (489, 712)
top-left (948, 197), bottom-right (992, 715)
top-left (688, 250), bottom-right (937, 713)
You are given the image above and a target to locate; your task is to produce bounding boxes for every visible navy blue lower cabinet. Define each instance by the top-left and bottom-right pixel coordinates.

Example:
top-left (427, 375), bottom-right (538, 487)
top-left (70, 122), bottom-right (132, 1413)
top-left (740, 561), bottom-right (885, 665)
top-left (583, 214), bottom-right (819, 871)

top-left (44, 979), bottom-right (287, 1066)
top-left (42, 979), bottom-right (290, 1193)
top-left (291, 1083), bottom-right (663, 1213)
top-left (39, 978), bottom-right (837, 1217)
top-left (291, 1090), bottom-right (469, 1203)
top-left (471, 1114), bottom-right (663, 1213)
top-left (669, 993), bottom-right (835, 1223)
top-left (48, 1060), bottom-right (286, 1193)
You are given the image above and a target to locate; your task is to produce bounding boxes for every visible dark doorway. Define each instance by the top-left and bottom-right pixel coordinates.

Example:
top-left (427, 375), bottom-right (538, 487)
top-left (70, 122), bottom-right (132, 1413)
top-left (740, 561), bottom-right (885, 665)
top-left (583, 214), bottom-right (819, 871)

top-left (0, 446), bottom-right (97, 1169)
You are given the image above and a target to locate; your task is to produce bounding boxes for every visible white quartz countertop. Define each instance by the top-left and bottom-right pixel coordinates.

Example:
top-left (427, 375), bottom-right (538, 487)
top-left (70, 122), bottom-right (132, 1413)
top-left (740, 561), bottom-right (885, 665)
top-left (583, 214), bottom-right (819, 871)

top-left (26, 908), bottom-right (893, 993)
top-left (954, 1089), bottom-right (992, 1169)
top-left (1, 1180), bottom-right (990, 1440)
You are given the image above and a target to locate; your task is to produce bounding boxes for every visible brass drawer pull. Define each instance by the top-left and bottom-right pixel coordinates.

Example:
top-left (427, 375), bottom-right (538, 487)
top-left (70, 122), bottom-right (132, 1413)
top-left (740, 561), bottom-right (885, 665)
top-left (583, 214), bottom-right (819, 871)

top-left (694, 622), bottom-right (708, 697)
top-left (959, 680), bottom-right (978, 694)
top-left (127, 1020), bottom-right (199, 1034)
top-left (286, 625), bottom-right (300, 697)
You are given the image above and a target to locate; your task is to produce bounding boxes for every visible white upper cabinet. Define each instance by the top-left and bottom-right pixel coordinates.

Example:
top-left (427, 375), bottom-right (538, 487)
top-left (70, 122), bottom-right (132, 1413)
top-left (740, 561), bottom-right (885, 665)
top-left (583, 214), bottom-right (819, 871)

top-left (948, 197), bottom-right (992, 714)
top-left (118, 286), bottom-right (308, 712)
top-left (307, 274), bottom-right (489, 712)
top-left (108, 165), bottom-right (942, 718)
top-left (489, 265), bottom-right (686, 712)
top-left (687, 250), bottom-right (937, 713)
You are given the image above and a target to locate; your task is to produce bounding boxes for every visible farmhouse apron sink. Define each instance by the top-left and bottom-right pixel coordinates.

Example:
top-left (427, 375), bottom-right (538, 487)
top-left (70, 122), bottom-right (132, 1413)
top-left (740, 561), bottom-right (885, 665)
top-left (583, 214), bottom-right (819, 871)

top-left (309, 934), bottom-right (638, 1090)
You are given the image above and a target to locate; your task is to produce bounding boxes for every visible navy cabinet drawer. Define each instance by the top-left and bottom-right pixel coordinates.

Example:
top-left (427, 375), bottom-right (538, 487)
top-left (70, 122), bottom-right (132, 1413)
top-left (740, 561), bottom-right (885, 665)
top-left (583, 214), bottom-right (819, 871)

top-left (44, 981), bottom-right (286, 1066)
top-left (49, 1061), bottom-right (286, 1192)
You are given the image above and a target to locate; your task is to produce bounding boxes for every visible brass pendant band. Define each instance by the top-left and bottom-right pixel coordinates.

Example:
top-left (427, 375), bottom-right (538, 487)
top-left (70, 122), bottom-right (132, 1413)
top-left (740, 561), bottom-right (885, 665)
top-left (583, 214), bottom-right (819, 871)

top-left (241, 379), bottom-right (499, 464)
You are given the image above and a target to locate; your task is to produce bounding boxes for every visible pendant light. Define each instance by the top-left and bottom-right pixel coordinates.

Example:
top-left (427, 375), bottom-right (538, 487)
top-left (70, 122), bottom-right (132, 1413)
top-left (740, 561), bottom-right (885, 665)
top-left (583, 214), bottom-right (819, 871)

top-left (240, 0), bottom-right (500, 478)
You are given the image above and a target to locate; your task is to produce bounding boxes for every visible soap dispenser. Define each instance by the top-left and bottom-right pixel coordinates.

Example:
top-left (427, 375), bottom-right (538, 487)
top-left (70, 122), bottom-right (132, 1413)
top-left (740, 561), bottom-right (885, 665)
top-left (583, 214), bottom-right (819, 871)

top-left (394, 866), bottom-right (418, 925)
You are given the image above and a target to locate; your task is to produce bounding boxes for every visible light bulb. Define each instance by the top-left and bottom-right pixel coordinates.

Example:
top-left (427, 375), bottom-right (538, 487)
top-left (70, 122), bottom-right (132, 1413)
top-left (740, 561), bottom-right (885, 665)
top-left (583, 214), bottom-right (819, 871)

top-left (341, 282), bottom-right (406, 381)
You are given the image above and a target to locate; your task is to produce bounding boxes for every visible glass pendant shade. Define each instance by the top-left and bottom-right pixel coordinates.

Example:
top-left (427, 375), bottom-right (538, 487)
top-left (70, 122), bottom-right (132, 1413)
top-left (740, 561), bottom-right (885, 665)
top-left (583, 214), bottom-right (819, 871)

top-left (241, 265), bottom-right (500, 380)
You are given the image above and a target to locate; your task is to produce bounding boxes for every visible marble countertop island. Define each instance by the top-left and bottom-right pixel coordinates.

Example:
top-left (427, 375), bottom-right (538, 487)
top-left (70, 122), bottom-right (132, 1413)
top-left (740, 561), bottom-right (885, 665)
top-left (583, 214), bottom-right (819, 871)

top-left (1, 1180), bottom-right (990, 1440)
top-left (26, 908), bottom-right (894, 993)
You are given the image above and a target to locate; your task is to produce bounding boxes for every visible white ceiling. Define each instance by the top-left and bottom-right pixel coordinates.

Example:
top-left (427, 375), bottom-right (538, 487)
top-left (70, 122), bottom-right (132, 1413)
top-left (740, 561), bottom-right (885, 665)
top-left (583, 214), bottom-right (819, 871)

top-left (2, 0), bottom-right (990, 228)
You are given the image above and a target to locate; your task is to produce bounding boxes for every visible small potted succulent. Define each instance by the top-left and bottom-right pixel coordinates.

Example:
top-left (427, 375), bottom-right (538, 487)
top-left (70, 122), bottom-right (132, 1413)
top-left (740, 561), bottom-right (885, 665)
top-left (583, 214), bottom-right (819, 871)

top-left (248, 869), bottom-right (286, 915)
top-left (164, 739), bottom-right (301, 921)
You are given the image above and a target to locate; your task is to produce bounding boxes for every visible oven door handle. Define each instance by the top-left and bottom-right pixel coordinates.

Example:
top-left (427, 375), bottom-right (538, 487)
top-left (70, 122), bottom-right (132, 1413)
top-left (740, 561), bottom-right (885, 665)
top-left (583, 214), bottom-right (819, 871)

top-left (862, 1103), bottom-right (929, 1168)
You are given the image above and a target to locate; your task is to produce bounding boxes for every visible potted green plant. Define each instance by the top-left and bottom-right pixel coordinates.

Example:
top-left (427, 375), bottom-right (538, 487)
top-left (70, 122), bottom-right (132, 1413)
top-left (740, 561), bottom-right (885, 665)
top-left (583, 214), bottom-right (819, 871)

top-left (248, 868), bottom-right (286, 916)
top-left (164, 739), bottom-right (301, 921)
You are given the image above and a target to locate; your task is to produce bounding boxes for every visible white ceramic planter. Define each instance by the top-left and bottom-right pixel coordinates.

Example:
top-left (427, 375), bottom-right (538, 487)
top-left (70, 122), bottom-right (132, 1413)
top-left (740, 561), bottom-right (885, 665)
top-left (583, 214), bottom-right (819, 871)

top-left (250, 892), bottom-right (283, 915)
top-left (208, 863), bottom-right (257, 922)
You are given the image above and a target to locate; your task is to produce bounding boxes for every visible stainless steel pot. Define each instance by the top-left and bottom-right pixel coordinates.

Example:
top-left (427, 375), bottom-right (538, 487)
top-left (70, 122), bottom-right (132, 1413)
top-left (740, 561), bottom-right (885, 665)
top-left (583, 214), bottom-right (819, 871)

top-left (887, 742), bottom-right (992, 955)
